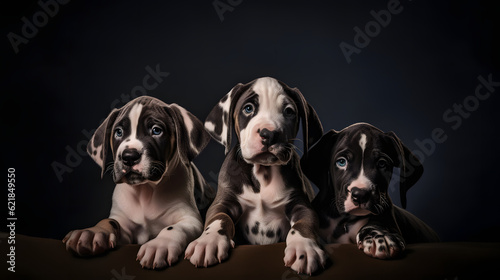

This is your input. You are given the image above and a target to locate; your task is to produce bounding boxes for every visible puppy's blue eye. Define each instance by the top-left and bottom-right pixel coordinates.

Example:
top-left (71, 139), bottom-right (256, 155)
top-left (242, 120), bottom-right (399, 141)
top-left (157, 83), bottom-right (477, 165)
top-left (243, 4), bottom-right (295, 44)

top-left (336, 157), bottom-right (347, 168)
top-left (114, 128), bottom-right (123, 138)
top-left (243, 103), bottom-right (254, 114)
top-left (151, 125), bottom-right (163, 136)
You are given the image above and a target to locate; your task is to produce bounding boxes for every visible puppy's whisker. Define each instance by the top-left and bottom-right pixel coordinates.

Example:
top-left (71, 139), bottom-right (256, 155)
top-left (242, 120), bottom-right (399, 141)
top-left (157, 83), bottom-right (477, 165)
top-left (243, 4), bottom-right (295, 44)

top-left (379, 193), bottom-right (390, 210)
top-left (150, 160), bottom-right (167, 176)
top-left (104, 162), bottom-right (115, 175)
top-left (151, 160), bottom-right (166, 168)
top-left (289, 138), bottom-right (304, 144)
top-left (329, 199), bottom-right (337, 211)
top-left (335, 197), bottom-right (344, 212)
top-left (290, 143), bottom-right (304, 156)
top-left (373, 204), bottom-right (383, 215)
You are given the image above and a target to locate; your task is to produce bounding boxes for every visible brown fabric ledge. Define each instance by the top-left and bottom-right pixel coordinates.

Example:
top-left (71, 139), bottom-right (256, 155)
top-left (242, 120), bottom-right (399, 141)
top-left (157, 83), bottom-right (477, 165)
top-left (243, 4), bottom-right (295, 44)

top-left (1, 234), bottom-right (499, 280)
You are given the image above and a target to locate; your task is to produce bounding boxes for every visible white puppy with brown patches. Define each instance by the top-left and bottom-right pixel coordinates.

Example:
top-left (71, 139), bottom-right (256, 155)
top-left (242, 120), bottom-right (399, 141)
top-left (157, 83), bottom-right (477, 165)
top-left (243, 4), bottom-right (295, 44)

top-left (63, 96), bottom-right (214, 269)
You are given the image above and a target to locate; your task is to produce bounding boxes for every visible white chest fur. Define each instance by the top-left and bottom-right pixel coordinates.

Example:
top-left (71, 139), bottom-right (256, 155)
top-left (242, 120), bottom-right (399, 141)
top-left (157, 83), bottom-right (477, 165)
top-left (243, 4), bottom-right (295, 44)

top-left (109, 181), bottom-right (192, 244)
top-left (237, 165), bottom-right (292, 245)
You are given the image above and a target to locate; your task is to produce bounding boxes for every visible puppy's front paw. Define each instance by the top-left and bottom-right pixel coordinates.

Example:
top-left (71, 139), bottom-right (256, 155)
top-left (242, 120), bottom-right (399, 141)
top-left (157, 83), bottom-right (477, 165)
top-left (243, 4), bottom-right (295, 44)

top-left (63, 227), bottom-right (117, 256)
top-left (284, 229), bottom-right (327, 275)
top-left (137, 235), bottom-right (183, 269)
top-left (356, 226), bottom-right (405, 259)
top-left (184, 220), bottom-right (235, 268)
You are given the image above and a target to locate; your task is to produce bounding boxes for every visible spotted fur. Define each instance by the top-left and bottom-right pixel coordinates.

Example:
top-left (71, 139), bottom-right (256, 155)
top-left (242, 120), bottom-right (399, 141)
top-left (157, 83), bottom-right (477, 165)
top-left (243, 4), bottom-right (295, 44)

top-left (302, 123), bottom-right (440, 259)
top-left (64, 96), bottom-right (214, 269)
top-left (186, 77), bottom-right (326, 274)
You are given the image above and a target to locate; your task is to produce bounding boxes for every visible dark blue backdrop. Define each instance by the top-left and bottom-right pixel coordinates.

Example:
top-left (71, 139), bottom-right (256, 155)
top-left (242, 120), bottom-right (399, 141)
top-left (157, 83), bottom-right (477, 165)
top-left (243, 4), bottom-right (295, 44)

top-left (2, 0), bottom-right (499, 242)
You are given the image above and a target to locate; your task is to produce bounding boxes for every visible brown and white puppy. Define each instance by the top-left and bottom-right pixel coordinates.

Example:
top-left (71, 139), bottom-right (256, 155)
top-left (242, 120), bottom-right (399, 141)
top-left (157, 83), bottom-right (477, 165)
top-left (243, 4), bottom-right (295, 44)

top-left (184, 77), bottom-right (327, 275)
top-left (302, 123), bottom-right (439, 259)
top-left (63, 96), bottom-right (214, 269)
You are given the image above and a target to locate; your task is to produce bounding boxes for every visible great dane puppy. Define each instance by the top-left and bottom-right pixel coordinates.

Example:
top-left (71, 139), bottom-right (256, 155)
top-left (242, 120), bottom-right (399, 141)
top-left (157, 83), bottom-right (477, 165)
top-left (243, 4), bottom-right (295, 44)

top-left (302, 123), bottom-right (439, 259)
top-left (185, 77), bottom-right (327, 275)
top-left (63, 96), bottom-right (214, 269)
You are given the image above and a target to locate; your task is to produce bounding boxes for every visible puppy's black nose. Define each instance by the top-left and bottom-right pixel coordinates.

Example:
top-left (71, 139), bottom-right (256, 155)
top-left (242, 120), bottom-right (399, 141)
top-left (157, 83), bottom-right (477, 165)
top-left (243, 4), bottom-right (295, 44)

top-left (122, 149), bottom-right (141, 166)
top-left (350, 187), bottom-right (370, 205)
top-left (259, 128), bottom-right (280, 147)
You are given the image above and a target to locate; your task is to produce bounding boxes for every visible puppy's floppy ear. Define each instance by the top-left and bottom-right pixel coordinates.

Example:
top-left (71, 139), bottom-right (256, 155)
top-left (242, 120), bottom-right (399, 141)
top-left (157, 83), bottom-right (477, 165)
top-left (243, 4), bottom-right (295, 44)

top-left (165, 104), bottom-right (211, 165)
top-left (204, 82), bottom-right (250, 154)
top-left (280, 82), bottom-right (324, 157)
top-left (87, 108), bottom-right (120, 178)
top-left (384, 131), bottom-right (424, 209)
top-left (301, 130), bottom-right (339, 190)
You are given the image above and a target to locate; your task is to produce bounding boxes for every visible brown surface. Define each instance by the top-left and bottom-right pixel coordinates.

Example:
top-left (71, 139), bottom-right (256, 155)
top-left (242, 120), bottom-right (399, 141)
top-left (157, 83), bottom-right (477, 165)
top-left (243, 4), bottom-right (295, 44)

top-left (2, 234), bottom-right (499, 280)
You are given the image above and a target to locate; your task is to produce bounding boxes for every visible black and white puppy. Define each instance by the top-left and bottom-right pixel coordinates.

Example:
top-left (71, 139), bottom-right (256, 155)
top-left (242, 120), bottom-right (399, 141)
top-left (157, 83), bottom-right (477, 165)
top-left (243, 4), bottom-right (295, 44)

top-left (184, 77), bottom-right (327, 274)
top-left (302, 123), bottom-right (439, 259)
top-left (63, 96), bottom-right (214, 269)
